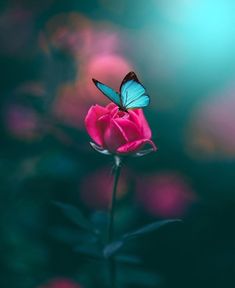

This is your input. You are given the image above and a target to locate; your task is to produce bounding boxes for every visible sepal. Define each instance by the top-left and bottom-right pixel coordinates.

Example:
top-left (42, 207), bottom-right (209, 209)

top-left (90, 142), bottom-right (111, 155)
top-left (133, 147), bottom-right (156, 157)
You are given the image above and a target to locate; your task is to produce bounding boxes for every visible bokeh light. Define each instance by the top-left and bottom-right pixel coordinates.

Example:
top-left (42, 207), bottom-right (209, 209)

top-left (38, 278), bottom-right (82, 288)
top-left (5, 104), bottom-right (41, 140)
top-left (80, 168), bottom-right (128, 210)
top-left (186, 80), bottom-right (235, 158)
top-left (42, 13), bottom-right (92, 58)
top-left (80, 54), bottom-right (133, 103)
top-left (136, 172), bottom-right (196, 218)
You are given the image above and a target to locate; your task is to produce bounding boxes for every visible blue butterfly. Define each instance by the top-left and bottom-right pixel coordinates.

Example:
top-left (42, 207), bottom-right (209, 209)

top-left (92, 71), bottom-right (150, 111)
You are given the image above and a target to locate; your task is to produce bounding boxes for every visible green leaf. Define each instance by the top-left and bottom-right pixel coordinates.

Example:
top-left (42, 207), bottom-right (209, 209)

top-left (103, 219), bottom-right (181, 257)
top-left (53, 202), bottom-right (98, 234)
top-left (89, 211), bottom-right (109, 243)
top-left (103, 240), bottom-right (124, 258)
top-left (123, 219), bottom-right (182, 240)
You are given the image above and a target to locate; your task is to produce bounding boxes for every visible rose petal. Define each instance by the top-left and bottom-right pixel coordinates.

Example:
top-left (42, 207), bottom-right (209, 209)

top-left (106, 103), bottom-right (118, 111)
top-left (117, 139), bottom-right (157, 154)
top-left (114, 118), bottom-right (142, 142)
top-left (130, 109), bottom-right (152, 138)
top-left (85, 105), bottom-right (108, 146)
top-left (103, 119), bottom-right (127, 152)
top-left (114, 110), bottom-right (128, 119)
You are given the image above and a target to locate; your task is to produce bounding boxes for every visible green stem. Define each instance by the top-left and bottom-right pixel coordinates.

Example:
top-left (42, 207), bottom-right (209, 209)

top-left (107, 156), bottom-right (122, 288)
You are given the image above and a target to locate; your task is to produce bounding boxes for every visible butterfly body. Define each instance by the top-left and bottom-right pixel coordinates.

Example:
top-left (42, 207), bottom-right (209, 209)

top-left (92, 71), bottom-right (150, 111)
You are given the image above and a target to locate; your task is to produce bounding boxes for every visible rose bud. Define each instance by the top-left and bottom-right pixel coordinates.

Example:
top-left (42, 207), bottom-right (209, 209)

top-left (85, 103), bottom-right (157, 155)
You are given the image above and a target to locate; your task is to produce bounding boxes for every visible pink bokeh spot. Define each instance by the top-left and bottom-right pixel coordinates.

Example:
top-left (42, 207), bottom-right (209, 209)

top-left (53, 54), bottom-right (133, 128)
top-left (136, 172), bottom-right (196, 218)
top-left (53, 84), bottom-right (89, 128)
top-left (5, 104), bottom-right (40, 140)
top-left (42, 13), bottom-right (92, 57)
top-left (38, 278), bottom-right (82, 288)
top-left (43, 13), bottom-right (134, 129)
top-left (187, 82), bottom-right (235, 158)
top-left (80, 168), bottom-right (127, 210)
top-left (43, 14), bottom-right (122, 59)
top-left (81, 54), bottom-right (133, 104)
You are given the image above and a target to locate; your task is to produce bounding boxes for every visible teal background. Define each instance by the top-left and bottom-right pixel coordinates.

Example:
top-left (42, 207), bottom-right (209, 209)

top-left (0, 1), bottom-right (234, 287)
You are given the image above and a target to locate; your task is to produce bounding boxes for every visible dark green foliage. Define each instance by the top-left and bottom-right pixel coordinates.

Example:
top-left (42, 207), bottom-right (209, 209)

top-left (104, 219), bottom-right (181, 258)
top-left (54, 202), bottom-right (98, 234)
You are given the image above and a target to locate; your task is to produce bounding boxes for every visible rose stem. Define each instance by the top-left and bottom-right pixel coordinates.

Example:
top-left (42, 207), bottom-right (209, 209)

top-left (107, 156), bottom-right (122, 288)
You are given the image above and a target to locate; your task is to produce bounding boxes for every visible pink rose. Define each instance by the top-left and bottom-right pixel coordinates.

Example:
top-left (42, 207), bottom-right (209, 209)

top-left (85, 103), bottom-right (157, 155)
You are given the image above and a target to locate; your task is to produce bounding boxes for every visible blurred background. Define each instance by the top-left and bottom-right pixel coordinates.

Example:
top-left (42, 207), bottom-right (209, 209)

top-left (0, 0), bottom-right (235, 287)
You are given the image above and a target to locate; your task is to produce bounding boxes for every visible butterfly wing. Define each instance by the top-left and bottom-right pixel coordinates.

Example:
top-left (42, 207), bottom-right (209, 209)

top-left (120, 72), bottom-right (150, 109)
top-left (92, 79), bottom-right (121, 106)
